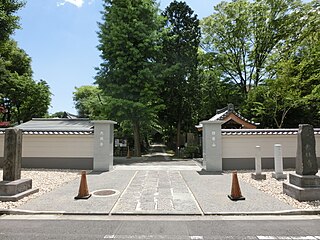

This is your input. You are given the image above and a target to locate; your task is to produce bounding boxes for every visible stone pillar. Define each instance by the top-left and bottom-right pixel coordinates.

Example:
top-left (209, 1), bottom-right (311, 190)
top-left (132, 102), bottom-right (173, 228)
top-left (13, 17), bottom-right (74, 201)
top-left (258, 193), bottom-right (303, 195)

top-left (296, 124), bottom-right (318, 175)
top-left (201, 120), bottom-right (223, 172)
top-left (251, 146), bottom-right (266, 180)
top-left (272, 144), bottom-right (287, 180)
top-left (0, 128), bottom-right (39, 201)
top-left (3, 128), bottom-right (22, 181)
top-left (283, 124), bottom-right (320, 201)
top-left (93, 120), bottom-right (117, 171)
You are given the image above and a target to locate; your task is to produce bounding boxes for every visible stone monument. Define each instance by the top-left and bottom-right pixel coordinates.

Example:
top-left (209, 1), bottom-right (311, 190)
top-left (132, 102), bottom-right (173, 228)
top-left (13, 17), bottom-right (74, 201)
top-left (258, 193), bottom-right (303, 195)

top-left (0, 128), bottom-right (38, 201)
top-left (251, 146), bottom-right (266, 180)
top-left (272, 144), bottom-right (287, 180)
top-left (283, 124), bottom-right (320, 201)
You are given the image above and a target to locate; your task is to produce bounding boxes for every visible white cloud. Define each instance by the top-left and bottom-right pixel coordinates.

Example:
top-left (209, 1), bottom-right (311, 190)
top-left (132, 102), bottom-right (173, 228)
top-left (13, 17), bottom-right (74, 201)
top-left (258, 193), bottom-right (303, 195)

top-left (57, 0), bottom-right (84, 8)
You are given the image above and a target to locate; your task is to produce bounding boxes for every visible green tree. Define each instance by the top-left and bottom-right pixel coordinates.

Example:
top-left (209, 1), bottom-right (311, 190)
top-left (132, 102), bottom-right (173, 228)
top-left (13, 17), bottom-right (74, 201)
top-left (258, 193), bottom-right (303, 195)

top-left (279, 0), bottom-right (320, 127)
top-left (201, 0), bottom-right (304, 95)
top-left (95, 0), bottom-right (163, 156)
top-left (0, 40), bottom-right (51, 124)
top-left (19, 79), bottom-right (51, 122)
top-left (245, 76), bottom-right (303, 128)
top-left (0, 39), bottom-right (32, 76)
top-left (0, 0), bottom-right (24, 43)
top-left (49, 111), bottom-right (65, 118)
top-left (73, 85), bottom-right (104, 118)
top-left (198, 50), bottom-right (243, 120)
top-left (244, 0), bottom-right (320, 128)
top-left (0, 1), bottom-right (51, 124)
top-left (160, 0), bottom-right (200, 150)
top-left (0, 73), bottom-right (51, 123)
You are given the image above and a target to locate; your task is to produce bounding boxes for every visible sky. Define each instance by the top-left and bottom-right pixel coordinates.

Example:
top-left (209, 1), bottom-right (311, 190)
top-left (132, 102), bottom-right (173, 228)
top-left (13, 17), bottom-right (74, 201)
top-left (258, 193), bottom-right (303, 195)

top-left (13, 0), bottom-right (221, 115)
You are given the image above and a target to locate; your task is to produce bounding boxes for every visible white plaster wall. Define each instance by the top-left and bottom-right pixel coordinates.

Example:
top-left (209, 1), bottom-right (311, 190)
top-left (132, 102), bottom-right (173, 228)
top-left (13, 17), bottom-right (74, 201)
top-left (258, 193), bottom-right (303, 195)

top-left (22, 135), bottom-right (94, 158)
top-left (222, 135), bottom-right (320, 158)
top-left (0, 134), bottom-right (4, 157)
top-left (3, 132), bottom-right (320, 161)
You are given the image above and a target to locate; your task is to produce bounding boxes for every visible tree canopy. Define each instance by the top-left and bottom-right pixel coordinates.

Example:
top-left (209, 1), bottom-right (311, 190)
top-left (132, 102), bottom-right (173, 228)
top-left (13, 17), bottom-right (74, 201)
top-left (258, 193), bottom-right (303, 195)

top-left (73, 0), bottom-right (320, 153)
top-left (201, 0), bottom-right (305, 95)
top-left (0, 0), bottom-right (24, 43)
top-left (73, 85), bottom-right (104, 119)
top-left (159, 0), bottom-right (201, 150)
top-left (242, 0), bottom-right (320, 127)
top-left (95, 0), bottom-right (163, 156)
top-left (201, 0), bottom-right (319, 128)
top-left (0, 1), bottom-right (51, 125)
top-left (0, 41), bottom-right (51, 124)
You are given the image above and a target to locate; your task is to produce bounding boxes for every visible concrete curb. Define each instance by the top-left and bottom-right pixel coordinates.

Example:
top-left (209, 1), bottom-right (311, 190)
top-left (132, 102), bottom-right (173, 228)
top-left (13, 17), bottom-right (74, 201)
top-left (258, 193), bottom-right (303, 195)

top-left (204, 209), bottom-right (320, 216)
top-left (0, 209), bottom-right (66, 215)
top-left (0, 208), bottom-right (319, 216)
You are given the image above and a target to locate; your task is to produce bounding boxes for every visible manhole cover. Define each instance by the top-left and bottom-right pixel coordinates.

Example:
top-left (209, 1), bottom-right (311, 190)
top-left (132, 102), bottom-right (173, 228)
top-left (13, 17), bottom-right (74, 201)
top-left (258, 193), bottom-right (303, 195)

top-left (92, 189), bottom-right (119, 197)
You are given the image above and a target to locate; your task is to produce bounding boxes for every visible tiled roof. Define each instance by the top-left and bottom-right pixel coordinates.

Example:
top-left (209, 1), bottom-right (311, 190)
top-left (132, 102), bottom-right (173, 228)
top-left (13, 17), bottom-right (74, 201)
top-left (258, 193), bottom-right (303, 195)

top-left (0, 118), bottom-right (94, 135)
top-left (210, 104), bottom-right (259, 126)
top-left (196, 104), bottom-right (260, 129)
top-left (23, 130), bottom-right (93, 135)
top-left (222, 129), bottom-right (320, 136)
top-left (1, 128), bottom-right (320, 136)
top-left (0, 129), bottom-right (93, 135)
top-left (17, 118), bottom-right (93, 132)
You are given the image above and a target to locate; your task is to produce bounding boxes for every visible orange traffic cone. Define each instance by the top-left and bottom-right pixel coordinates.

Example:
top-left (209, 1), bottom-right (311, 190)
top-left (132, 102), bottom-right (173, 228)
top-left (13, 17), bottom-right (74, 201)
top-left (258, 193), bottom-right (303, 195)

top-left (228, 171), bottom-right (245, 201)
top-left (74, 171), bottom-right (91, 200)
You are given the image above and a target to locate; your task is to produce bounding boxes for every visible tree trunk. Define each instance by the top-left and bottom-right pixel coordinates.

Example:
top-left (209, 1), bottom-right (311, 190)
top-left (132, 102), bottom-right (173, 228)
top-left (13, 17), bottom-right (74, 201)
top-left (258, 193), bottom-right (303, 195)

top-left (176, 118), bottom-right (181, 154)
top-left (133, 121), bottom-right (141, 157)
top-left (16, 104), bottom-right (21, 124)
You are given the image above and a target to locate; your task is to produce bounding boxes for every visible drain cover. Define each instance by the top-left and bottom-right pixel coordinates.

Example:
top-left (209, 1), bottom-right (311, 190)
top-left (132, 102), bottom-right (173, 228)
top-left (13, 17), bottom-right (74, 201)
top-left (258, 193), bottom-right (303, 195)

top-left (92, 189), bottom-right (119, 197)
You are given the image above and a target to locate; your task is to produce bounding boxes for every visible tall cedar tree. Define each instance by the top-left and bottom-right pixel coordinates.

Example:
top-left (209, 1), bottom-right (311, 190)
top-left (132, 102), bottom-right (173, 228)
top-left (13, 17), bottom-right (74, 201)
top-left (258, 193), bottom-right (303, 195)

top-left (96, 0), bottom-right (162, 156)
top-left (161, 1), bottom-right (200, 150)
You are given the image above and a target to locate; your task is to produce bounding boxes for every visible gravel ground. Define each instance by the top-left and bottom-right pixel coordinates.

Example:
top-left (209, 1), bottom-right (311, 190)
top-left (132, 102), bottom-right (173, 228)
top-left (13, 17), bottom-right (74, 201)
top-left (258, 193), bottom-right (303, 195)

top-left (0, 169), bottom-right (79, 209)
top-left (0, 168), bottom-right (319, 211)
top-left (237, 170), bottom-right (320, 210)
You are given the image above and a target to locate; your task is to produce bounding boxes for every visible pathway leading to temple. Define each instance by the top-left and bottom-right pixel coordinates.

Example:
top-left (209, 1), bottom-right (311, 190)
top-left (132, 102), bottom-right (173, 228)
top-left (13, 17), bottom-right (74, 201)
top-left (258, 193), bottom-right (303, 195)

top-left (111, 170), bottom-right (202, 214)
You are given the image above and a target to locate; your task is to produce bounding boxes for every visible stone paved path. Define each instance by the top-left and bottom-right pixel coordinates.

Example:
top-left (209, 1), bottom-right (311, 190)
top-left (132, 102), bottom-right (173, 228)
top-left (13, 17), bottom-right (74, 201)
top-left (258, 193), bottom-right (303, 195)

top-left (112, 170), bottom-right (202, 214)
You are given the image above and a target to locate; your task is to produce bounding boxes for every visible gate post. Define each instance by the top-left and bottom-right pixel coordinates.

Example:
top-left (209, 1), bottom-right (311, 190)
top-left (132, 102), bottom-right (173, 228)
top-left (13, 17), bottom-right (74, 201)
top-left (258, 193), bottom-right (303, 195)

top-left (201, 120), bottom-right (223, 172)
top-left (92, 120), bottom-right (117, 171)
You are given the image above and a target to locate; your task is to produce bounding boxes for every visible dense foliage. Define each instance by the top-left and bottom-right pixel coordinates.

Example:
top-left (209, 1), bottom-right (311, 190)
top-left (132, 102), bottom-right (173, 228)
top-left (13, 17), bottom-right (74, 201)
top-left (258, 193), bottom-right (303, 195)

top-left (0, 0), bottom-right (51, 125)
top-left (0, 0), bottom-right (24, 43)
top-left (95, 0), bottom-right (163, 156)
top-left (74, 0), bottom-right (319, 153)
top-left (201, 0), bottom-right (319, 128)
top-left (159, 0), bottom-right (201, 149)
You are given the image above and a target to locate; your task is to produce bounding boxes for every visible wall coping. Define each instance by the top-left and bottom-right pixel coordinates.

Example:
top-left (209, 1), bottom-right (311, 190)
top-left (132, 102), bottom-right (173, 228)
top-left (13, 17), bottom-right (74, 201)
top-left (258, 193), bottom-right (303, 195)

top-left (0, 130), bottom-right (93, 135)
top-left (222, 128), bottom-right (320, 136)
top-left (1, 128), bottom-right (320, 136)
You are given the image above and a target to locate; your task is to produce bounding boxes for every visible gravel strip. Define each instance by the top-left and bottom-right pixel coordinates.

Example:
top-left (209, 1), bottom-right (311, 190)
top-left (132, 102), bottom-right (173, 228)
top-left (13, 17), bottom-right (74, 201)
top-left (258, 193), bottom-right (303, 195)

top-left (237, 170), bottom-right (320, 210)
top-left (0, 169), bottom-right (79, 209)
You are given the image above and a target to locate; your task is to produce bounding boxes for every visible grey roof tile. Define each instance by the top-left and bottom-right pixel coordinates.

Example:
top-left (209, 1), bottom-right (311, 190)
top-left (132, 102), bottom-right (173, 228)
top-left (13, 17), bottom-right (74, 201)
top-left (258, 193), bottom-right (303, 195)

top-left (17, 118), bottom-right (93, 131)
top-left (222, 129), bottom-right (320, 135)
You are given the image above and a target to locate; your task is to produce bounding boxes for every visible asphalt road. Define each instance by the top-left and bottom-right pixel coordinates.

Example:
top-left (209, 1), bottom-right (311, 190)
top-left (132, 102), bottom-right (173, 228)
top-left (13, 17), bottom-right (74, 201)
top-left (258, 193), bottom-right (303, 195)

top-left (0, 215), bottom-right (319, 240)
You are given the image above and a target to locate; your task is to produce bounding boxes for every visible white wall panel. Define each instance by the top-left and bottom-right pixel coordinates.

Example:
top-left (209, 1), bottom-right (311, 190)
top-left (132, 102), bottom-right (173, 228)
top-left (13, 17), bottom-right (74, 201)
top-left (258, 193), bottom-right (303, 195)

top-left (222, 135), bottom-right (320, 159)
top-left (22, 135), bottom-right (94, 158)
